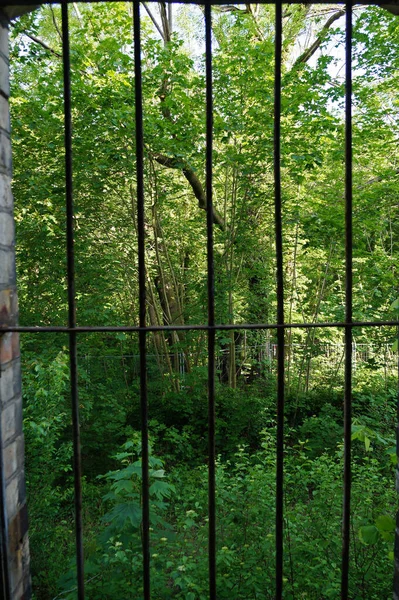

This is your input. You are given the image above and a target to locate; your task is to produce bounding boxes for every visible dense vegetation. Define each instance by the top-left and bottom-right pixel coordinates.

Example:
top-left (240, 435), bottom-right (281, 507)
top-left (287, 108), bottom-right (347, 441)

top-left (8, 2), bottom-right (399, 598)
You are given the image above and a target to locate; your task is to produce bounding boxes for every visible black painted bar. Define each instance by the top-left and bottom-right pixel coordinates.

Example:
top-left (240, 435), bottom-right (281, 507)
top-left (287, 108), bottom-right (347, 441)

top-left (341, 3), bottom-right (353, 598)
top-left (61, 3), bottom-right (84, 599)
top-left (1, 0), bottom-right (387, 6)
top-left (274, 1), bottom-right (284, 598)
top-left (133, 2), bottom-right (150, 598)
top-left (3, 320), bottom-right (399, 334)
top-left (204, 4), bottom-right (216, 598)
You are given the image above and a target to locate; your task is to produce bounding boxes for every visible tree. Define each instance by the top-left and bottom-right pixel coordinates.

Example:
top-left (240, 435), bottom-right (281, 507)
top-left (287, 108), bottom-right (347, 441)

top-left (9, 4), bottom-right (399, 598)
top-left (10, 3), bottom-right (399, 379)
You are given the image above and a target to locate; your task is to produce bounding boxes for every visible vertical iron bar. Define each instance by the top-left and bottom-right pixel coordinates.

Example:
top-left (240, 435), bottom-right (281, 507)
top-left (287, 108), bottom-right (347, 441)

top-left (204, 4), bottom-right (216, 599)
top-left (274, 2), bottom-right (284, 598)
top-left (341, 3), bottom-right (353, 598)
top-left (133, 3), bottom-right (150, 598)
top-left (61, 3), bottom-right (84, 599)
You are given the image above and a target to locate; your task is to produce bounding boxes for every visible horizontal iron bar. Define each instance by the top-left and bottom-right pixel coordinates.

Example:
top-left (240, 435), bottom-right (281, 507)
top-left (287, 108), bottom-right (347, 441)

top-left (1, 0), bottom-right (389, 6)
top-left (1, 320), bottom-right (399, 333)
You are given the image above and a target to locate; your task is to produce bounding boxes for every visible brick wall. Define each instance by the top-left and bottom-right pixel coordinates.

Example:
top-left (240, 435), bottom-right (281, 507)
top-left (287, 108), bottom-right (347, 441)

top-left (0, 13), bottom-right (31, 600)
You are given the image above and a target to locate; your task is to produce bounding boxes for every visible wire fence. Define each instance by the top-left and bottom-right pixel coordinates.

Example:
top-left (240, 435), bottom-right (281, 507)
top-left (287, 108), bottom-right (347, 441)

top-left (78, 341), bottom-right (398, 387)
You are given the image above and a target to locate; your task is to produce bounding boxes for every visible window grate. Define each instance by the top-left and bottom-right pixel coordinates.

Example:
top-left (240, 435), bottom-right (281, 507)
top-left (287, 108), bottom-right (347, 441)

top-left (0, 1), bottom-right (397, 599)
top-left (342, 6), bottom-right (353, 596)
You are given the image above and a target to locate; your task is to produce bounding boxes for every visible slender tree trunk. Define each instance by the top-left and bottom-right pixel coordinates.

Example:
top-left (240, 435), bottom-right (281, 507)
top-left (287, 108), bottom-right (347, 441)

top-left (287, 220), bottom-right (299, 394)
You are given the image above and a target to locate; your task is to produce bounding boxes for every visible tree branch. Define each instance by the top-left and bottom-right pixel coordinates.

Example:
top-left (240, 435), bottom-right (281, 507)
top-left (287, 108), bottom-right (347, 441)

top-left (50, 6), bottom-right (63, 43)
top-left (159, 2), bottom-right (171, 43)
top-left (142, 2), bottom-right (165, 41)
top-left (245, 4), bottom-right (265, 41)
top-left (213, 4), bottom-right (264, 41)
top-left (18, 29), bottom-right (62, 58)
top-left (153, 153), bottom-right (226, 230)
top-left (293, 8), bottom-right (345, 68)
top-left (214, 5), bottom-right (247, 13)
top-left (357, 168), bottom-right (399, 191)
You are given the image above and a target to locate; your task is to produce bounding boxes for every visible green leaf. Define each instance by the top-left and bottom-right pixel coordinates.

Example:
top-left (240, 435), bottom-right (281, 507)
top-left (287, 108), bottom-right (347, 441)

top-left (115, 451), bottom-right (132, 461)
top-left (111, 463), bottom-right (141, 480)
top-left (387, 446), bottom-right (397, 466)
top-left (150, 479), bottom-right (174, 500)
top-left (390, 298), bottom-right (399, 311)
top-left (102, 501), bottom-right (141, 529)
top-left (359, 525), bottom-right (379, 545)
top-left (115, 550), bottom-right (128, 562)
top-left (150, 469), bottom-right (165, 478)
top-left (375, 515), bottom-right (395, 533)
top-left (112, 479), bottom-right (134, 495)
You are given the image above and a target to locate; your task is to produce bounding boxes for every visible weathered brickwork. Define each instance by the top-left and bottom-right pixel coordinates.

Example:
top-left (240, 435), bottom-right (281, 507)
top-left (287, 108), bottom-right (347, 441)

top-left (0, 12), bottom-right (31, 600)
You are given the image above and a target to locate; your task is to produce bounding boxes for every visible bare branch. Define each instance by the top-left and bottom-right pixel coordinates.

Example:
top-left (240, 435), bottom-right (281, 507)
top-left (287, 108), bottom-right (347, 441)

top-left (357, 168), bottom-right (399, 191)
top-left (293, 9), bottom-right (345, 68)
top-left (245, 4), bottom-right (265, 41)
top-left (18, 29), bottom-right (62, 58)
top-left (216, 5), bottom-right (248, 13)
top-left (73, 3), bottom-right (84, 27)
top-left (142, 2), bottom-right (165, 40)
top-left (50, 6), bottom-right (63, 43)
top-left (153, 153), bottom-right (226, 230)
top-left (159, 2), bottom-right (171, 43)
top-left (213, 4), bottom-right (264, 41)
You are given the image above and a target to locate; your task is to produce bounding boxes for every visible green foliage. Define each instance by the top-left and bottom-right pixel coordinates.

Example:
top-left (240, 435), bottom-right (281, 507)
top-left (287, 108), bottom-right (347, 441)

top-left (56, 436), bottom-right (395, 599)
top-left (23, 351), bottom-right (74, 597)
top-left (59, 437), bottom-right (175, 599)
top-left (9, 3), bottom-right (399, 599)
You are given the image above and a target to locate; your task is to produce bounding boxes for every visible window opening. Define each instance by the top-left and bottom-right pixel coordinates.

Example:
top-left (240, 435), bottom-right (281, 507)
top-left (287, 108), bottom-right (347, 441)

top-left (1, 1), bottom-right (398, 599)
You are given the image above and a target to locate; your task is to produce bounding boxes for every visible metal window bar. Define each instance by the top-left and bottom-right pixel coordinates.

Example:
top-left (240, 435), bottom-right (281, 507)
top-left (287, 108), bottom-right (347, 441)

top-left (204, 5), bottom-right (217, 597)
top-left (274, 3), bottom-right (284, 596)
top-left (132, 4), bottom-right (151, 598)
top-left (1, 1), bottom-right (397, 599)
top-left (61, 5), bottom-right (84, 597)
top-left (342, 4), bottom-right (353, 596)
